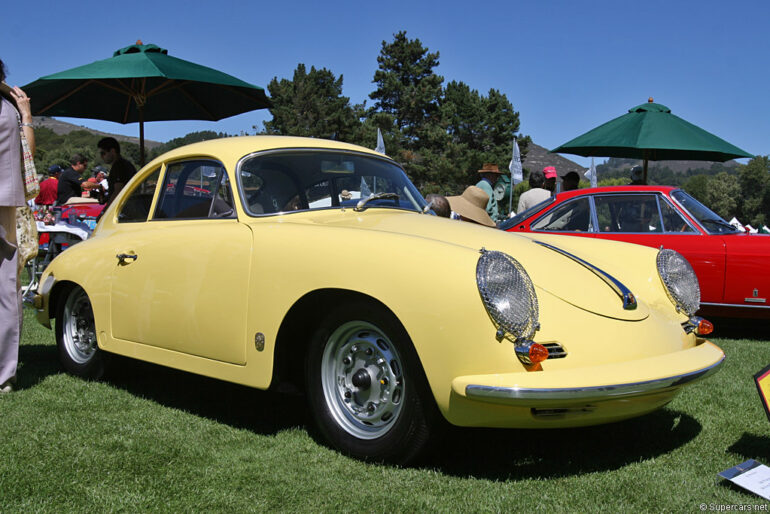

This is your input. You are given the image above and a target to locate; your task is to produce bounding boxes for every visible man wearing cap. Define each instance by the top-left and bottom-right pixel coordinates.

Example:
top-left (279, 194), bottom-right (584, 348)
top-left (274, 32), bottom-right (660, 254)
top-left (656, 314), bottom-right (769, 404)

top-left (517, 168), bottom-right (552, 213)
top-left (35, 164), bottom-right (61, 207)
top-left (447, 186), bottom-right (496, 227)
top-left (543, 166), bottom-right (557, 193)
top-left (474, 163), bottom-right (504, 222)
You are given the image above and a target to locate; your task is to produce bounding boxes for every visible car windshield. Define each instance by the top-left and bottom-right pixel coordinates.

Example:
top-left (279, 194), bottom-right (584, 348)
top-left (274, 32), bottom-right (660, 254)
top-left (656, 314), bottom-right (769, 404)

top-left (671, 189), bottom-right (739, 234)
top-left (238, 150), bottom-right (427, 216)
top-left (499, 196), bottom-right (556, 230)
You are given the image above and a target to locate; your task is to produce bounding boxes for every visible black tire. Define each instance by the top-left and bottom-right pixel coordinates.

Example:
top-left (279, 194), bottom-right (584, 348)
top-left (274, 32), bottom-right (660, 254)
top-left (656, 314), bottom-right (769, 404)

top-left (55, 285), bottom-right (105, 379)
top-left (306, 301), bottom-right (437, 464)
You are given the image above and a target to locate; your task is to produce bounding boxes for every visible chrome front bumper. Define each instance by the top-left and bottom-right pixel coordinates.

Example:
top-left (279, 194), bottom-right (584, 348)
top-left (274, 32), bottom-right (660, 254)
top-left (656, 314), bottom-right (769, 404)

top-left (453, 342), bottom-right (725, 406)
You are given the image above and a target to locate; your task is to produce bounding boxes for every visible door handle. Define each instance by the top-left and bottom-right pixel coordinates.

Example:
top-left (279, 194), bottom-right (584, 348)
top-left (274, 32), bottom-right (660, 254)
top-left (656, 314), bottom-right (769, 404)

top-left (116, 253), bottom-right (138, 264)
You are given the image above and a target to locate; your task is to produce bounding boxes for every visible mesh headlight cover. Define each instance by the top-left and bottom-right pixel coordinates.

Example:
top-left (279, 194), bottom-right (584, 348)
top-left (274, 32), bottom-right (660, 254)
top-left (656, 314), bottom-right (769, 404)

top-left (476, 250), bottom-right (539, 341)
top-left (657, 248), bottom-right (700, 316)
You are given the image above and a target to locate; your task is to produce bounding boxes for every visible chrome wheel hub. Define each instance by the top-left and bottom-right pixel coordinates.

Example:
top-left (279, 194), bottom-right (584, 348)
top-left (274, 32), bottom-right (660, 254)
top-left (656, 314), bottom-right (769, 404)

top-left (63, 289), bottom-right (97, 364)
top-left (321, 321), bottom-right (404, 439)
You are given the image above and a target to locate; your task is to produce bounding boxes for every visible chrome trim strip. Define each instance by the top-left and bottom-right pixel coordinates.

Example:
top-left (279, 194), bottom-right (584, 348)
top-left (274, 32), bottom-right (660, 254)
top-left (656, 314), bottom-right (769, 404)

top-left (701, 302), bottom-right (770, 310)
top-left (465, 355), bottom-right (724, 402)
top-left (745, 298), bottom-right (767, 304)
top-left (533, 240), bottom-right (637, 310)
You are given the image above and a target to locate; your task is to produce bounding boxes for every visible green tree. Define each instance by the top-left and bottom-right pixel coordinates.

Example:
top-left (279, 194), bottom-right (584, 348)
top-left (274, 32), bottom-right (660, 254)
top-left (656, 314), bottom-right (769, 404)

top-left (703, 172), bottom-right (740, 220)
top-left (369, 31), bottom-right (443, 147)
top-left (682, 174), bottom-right (710, 202)
top-left (262, 64), bottom-right (361, 141)
top-left (737, 156), bottom-right (770, 226)
top-left (441, 81), bottom-right (529, 187)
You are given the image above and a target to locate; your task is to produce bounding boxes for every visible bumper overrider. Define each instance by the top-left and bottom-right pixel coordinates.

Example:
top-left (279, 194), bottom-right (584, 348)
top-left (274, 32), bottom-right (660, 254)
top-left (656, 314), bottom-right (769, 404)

top-left (452, 342), bottom-right (724, 407)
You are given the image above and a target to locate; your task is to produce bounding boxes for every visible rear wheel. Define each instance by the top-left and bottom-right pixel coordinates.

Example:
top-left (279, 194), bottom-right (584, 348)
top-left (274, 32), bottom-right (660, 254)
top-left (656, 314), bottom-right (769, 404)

top-left (307, 302), bottom-right (436, 464)
top-left (56, 285), bottom-right (104, 379)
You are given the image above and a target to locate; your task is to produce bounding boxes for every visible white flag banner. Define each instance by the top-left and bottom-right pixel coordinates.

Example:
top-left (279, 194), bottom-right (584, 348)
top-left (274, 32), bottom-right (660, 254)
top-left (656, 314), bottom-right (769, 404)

top-left (509, 138), bottom-right (523, 185)
top-left (584, 157), bottom-right (597, 188)
top-left (375, 128), bottom-right (386, 154)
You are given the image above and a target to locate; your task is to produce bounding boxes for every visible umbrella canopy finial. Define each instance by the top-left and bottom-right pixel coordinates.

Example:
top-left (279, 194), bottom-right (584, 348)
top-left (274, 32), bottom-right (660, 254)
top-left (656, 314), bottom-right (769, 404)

top-left (648, 97), bottom-right (654, 103)
top-left (136, 39), bottom-right (143, 45)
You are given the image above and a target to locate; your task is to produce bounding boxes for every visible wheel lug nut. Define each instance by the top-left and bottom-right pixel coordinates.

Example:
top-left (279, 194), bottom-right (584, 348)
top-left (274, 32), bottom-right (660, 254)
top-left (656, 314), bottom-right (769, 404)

top-left (350, 345), bottom-right (358, 353)
top-left (365, 348), bottom-right (373, 355)
top-left (344, 389), bottom-right (351, 399)
top-left (343, 357), bottom-right (351, 365)
top-left (367, 402), bottom-right (375, 412)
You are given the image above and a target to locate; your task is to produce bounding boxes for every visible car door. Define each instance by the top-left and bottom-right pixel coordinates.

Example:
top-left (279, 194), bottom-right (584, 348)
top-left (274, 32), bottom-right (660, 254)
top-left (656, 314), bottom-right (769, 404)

top-left (591, 193), bottom-right (727, 304)
top-left (722, 233), bottom-right (770, 308)
top-left (109, 159), bottom-right (252, 365)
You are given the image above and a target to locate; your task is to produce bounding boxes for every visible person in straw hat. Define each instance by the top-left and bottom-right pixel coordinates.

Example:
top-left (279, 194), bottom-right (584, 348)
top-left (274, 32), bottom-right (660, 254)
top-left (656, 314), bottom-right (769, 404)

top-left (474, 163), bottom-right (504, 222)
top-left (447, 186), bottom-right (496, 227)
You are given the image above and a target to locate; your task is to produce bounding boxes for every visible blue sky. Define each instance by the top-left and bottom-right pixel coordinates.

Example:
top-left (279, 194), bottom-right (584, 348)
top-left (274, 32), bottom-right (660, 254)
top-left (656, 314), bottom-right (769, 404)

top-left (4, 0), bottom-right (767, 167)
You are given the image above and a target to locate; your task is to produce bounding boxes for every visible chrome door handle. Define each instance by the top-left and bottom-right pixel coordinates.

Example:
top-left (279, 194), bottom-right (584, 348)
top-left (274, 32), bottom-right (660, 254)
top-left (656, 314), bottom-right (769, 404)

top-left (116, 253), bottom-right (138, 264)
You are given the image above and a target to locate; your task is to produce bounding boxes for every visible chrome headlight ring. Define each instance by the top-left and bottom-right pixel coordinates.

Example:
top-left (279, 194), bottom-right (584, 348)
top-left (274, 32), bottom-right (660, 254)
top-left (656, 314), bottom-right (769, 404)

top-left (476, 249), bottom-right (539, 343)
top-left (657, 248), bottom-right (700, 316)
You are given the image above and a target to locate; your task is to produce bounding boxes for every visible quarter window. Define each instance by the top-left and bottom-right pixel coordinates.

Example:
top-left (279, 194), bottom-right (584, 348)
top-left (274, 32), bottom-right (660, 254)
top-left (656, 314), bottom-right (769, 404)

top-left (117, 168), bottom-right (160, 223)
top-left (154, 160), bottom-right (235, 219)
top-left (659, 198), bottom-right (695, 233)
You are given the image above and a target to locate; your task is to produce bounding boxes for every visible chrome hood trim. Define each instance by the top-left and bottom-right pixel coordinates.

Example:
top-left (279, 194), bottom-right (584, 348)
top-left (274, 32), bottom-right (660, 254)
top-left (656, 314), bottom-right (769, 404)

top-left (533, 240), bottom-right (637, 310)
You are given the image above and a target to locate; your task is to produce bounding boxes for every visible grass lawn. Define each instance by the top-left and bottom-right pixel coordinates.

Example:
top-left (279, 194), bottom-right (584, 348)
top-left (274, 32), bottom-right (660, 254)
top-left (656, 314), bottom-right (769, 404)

top-left (1, 309), bottom-right (768, 512)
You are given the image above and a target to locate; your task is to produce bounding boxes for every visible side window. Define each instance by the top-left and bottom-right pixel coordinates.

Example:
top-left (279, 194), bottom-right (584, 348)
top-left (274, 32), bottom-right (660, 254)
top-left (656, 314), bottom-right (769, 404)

top-left (154, 160), bottom-right (234, 219)
top-left (660, 198), bottom-right (696, 233)
top-left (117, 168), bottom-right (160, 223)
top-left (594, 195), bottom-right (662, 233)
top-left (531, 197), bottom-right (592, 232)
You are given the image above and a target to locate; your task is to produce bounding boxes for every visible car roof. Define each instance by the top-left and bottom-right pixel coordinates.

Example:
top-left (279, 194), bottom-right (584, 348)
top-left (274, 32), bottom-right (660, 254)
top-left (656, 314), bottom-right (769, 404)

top-left (555, 185), bottom-right (679, 201)
top-left (143, 135), bottom-right (387, 169)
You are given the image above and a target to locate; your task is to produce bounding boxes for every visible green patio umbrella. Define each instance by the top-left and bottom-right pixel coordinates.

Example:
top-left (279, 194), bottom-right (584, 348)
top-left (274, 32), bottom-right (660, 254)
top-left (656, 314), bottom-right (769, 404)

top-left (551, 98), bottom-right (753, 183)
top-left (23, 42), bottom-right (270, 164)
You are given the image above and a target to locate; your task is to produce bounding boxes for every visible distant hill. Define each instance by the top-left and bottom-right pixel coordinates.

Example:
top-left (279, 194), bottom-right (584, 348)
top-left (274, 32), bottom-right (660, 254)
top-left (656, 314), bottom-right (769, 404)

top-left (523, 142), bottom-right (587, 176)
top-left (596, 156), bottom-right (738, 175)
top-left (32, 116), bottom-right (163, 149)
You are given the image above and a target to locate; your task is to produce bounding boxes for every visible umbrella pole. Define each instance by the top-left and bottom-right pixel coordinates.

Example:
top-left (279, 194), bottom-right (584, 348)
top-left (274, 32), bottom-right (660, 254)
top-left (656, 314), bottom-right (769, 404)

top-left (139, 105), bottom-right (145, 167)
top-left (509, 137), bottom-right (515, 215)
top-left (643, 158), bottom-right (648, 184)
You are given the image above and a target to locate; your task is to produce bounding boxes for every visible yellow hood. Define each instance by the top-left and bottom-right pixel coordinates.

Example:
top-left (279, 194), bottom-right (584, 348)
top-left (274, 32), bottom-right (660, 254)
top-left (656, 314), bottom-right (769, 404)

top-left (269, 209), bottom-right (652, 321)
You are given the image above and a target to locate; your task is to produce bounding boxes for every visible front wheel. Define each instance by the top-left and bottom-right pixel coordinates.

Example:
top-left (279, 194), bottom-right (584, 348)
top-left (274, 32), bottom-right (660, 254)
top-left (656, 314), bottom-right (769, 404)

top-left (56, 285), bottom-right (104, 379)
top-left (306, 302), bottom-right (437, 464)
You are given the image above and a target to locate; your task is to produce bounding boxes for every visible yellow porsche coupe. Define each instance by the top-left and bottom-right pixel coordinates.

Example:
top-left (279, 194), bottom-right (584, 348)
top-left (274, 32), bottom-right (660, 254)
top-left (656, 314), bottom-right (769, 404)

top-left (33, 136), bottom-right (724, 464)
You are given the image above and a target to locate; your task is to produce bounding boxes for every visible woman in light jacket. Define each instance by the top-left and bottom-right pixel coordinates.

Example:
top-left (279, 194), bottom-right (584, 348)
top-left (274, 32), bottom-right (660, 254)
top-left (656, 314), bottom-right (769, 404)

top-left (0, 58), bottom-right (35, 393)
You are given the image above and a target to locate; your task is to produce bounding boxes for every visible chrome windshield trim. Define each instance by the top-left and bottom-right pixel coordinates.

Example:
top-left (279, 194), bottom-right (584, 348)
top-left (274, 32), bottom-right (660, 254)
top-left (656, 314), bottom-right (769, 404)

top-left (465, 355), bottom-right (724, 402)
top-left (533, 240), bottom-right (637, 310)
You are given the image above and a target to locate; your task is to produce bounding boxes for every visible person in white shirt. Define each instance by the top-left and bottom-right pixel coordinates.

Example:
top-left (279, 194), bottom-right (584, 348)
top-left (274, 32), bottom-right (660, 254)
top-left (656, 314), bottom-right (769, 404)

top-left (517, 168), bottom-right (551, 213)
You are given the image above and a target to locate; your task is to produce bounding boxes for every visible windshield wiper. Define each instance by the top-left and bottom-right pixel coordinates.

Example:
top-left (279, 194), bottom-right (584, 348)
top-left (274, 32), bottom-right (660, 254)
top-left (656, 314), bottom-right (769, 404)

top-left (702, 218), bottom-right (739, 232)
top-left (354, 192), bottom-right (400, 212)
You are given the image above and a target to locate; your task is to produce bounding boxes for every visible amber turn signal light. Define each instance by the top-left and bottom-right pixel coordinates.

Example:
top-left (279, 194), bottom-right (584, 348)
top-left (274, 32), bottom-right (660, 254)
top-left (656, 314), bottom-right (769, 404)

top-left (696, 318), bottom-right (713, 336)
top-left (529, 343), bottom-right (549, 363)
top-left (515, 342), bottom-right (549, 365)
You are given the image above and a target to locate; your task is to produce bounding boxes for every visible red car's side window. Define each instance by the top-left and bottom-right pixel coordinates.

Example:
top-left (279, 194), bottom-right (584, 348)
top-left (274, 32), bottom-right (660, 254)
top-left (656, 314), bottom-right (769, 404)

top-left (531, 197), bottom-right (592, 232)
top-left (594, 194), bottom-right (662, 233)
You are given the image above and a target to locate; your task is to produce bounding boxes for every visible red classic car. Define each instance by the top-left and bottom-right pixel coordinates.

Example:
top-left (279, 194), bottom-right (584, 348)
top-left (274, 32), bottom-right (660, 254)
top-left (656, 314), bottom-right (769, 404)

top-left (501, 185), bottom-right (769, 318)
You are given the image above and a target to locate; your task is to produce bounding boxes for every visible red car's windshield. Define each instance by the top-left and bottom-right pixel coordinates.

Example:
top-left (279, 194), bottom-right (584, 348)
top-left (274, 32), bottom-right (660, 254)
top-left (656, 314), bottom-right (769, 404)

top-left (671, 190), bottom-right (740, 234)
